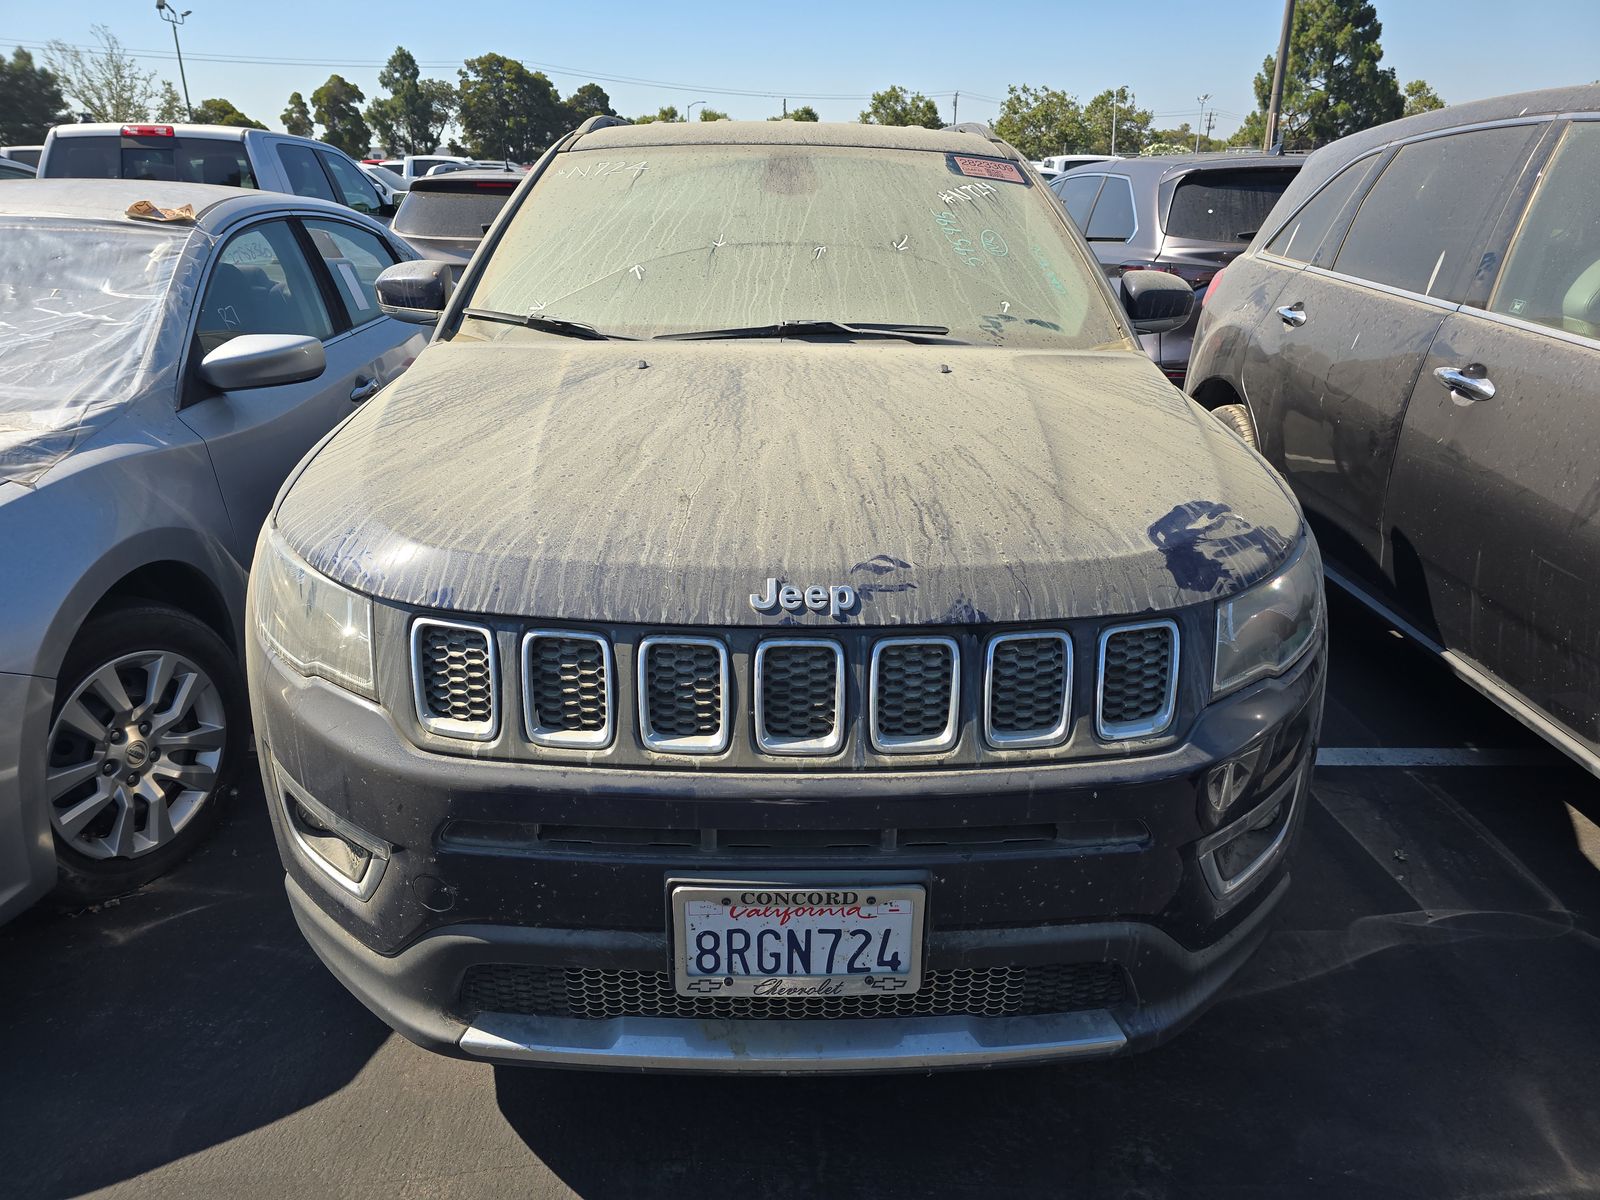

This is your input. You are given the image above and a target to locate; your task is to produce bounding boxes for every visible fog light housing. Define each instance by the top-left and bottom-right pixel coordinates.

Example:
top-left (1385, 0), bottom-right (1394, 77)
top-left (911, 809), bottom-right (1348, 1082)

top-left (1196, 765), bottom-right (1303, 905)
top-left (276, 766), bottom-right (389, 900)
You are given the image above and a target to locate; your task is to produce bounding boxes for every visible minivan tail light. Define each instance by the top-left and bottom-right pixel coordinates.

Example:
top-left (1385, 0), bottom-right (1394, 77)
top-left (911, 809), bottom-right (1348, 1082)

top-left (121, 124), bottom-right (175, 137)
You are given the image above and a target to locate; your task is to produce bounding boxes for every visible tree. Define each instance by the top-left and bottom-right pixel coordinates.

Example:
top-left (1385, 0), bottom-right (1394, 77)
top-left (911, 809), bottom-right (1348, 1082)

top-left (45, 25), bottom-right (159, 122)
top-left (311, 74), bottom-right (371, 156)
top-left (698, 107), bottom-right (730, 121)
top-left (860, 85), bottom-right (941, 128)
top-left (0, 48), bottom-right (70, 141)
top-left (457, 53), bottom-right (565, 160)
top-left (365, 47), bottom-right (455, 156)
top-left (993, 84), bottom-right (1086, 160)
top-left (1082, 87), bottom-right (1152, 155)
top-left (191, 97), bottom-right (266, 129)
top-left (565, 82), bottom-right (615, 125)
top-left (153, 80), bottom-right (187, 122)
top-left (1402, 79), bottom-right (1445, 117)
top-left (769, 104), bottom-right (819, 121)
top-left (281, 92), bottom-right (314, 137)
top-left (1241, 0), bottom-right (1403, 150)
top-left (1147, 123), bottom-right (1223, 154)
top-left (633, 105), bottom-right (681, 124)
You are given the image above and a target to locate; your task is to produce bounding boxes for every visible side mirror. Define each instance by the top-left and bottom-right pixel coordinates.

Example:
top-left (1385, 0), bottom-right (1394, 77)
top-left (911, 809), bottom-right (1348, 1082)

top-left (376, 259), bottom-right (453, 325)
top-left (199, 334), bottom-right (325, 391)
top-left (1121, 270), bottom-right (1195, 334)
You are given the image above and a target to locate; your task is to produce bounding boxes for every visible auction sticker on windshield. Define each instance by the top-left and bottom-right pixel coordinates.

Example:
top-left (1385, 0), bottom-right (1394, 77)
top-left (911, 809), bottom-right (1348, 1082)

top-left (671, 883), bottom-right (925, 998)
top-left (949, 154), bottom-right (1028, 184)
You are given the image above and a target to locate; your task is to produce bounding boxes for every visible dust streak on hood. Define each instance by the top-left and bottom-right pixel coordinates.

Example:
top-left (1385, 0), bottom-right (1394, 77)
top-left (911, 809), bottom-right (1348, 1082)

top-left (275, 339), bottom-right (1303, 625)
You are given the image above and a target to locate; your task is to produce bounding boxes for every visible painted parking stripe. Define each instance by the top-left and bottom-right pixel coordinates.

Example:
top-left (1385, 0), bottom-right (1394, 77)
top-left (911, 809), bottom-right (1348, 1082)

top-left (1315, 747), bottom-right (1554, 768)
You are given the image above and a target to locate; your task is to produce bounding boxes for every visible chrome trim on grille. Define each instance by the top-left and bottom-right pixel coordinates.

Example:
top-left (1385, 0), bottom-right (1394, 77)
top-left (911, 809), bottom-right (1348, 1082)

top-left (636, 635), bottom-right (730, 755)
top-left (521, 630), bottom-right (614, 749)
top-left (753, 638), bottom-right (846, 756)
top-left (410, 617), bottom-right (499, 741)
top-left (983, 631), bottom-right (1073, 750)
top-left (869, 636), bottom-right (960, 754)
top-left (1095, 618), bottom-right (1179, 741)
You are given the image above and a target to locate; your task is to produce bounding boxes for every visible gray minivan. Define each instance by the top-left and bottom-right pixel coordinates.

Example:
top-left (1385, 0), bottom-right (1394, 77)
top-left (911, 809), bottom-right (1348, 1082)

top-left (0, 180), bottom-right (423, 921)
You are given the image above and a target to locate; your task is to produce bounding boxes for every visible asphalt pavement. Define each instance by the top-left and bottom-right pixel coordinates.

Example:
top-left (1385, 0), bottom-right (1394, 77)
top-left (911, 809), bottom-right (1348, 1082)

top-left (3, 590), bottom-right (1598, 1200)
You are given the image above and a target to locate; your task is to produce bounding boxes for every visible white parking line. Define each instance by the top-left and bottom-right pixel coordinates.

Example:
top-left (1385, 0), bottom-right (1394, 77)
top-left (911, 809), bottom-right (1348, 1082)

top-left (1315, 747), bottom-right (1553, 768)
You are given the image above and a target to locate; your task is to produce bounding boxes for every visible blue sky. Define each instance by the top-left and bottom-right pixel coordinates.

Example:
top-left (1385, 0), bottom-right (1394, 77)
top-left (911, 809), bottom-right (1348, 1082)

top-left (6, 1), bottom-right (1597, 137)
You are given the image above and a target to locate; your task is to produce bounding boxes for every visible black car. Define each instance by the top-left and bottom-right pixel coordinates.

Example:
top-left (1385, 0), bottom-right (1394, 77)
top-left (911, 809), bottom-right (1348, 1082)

top-left (1188, 83), bottom-right (1600, 778)
top-left (247, 117), bottom-right (1327, 1072)
top-left (389, 170), bottom-right (521, 279)
top-left (1052, 155), bottom-right (1302, 382)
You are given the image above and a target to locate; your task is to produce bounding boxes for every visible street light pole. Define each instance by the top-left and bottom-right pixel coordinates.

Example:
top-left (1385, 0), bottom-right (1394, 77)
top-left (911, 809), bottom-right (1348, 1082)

top-left (1195, 94), bottom-right (1210, 153)
top-left (1264, 0), bottom-right (1297, 152)
top-left (155, 0), bottom-right (193, 122)
top-left (686, 100), bottom-right (707, 122)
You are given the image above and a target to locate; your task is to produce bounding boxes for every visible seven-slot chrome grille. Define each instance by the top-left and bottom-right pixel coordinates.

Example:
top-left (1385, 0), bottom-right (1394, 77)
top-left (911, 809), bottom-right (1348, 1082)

top-left (406, 618), bottom-right (1186, 759)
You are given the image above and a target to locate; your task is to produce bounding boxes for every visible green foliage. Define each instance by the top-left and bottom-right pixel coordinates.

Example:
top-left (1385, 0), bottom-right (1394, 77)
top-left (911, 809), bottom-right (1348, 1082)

top-left (45, 25), bottom-right (159, 122)
top-left (365, 47), bottom-right (455, 156)
top-left (770, 104), bottom-right (819, 121)
top-left (993, 84), bottom-right (1086, 160)
top-left (633, 105), bottom-right (681, 124)
top-left (457, 53), bottom-right (564, 159)
top-left (1148, 123), bottom-right (1224, 153)
top-left (1402, 79), bottom-right (1444, 117)
top-left (698, 107), bottom-right (730, 122)
top-left (860, 85), bottom-right (941, 128)
top-left (565, 83), bottom-right (615, 125)
top-left (1082, 87), bottom-right (1152, 155)
top-left (1245, 0), bottom-right (1403, 149)
top-left (281, 92), bottom-right (314, 138)
top-left (191, 97), bottom-right (266, 129)
top-left (153, 81), bottom-right (187, 123)
top-left (0, 47), bottom-right (70, 140)
top-left (311, 74), bottom-right (371, 156)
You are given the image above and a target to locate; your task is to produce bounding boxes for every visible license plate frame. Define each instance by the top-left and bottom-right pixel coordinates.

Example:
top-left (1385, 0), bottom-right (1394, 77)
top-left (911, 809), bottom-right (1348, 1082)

top-left (669, 880), bottom-right (926, 999)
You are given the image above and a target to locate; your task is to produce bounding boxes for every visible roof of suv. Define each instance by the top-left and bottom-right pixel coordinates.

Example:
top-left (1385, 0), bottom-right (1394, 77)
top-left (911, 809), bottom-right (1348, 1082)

top-left (0, 178), bottom-right (369, 229)
top-left (1080, 153), bottom-right (1301, 182)
top-left (572, 120), bottom-right (1012, 157)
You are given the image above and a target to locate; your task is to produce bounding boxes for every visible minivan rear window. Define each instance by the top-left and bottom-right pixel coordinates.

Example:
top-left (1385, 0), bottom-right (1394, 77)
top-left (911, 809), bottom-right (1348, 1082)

top-left (392, 184), bottom-right (516, 239)
top-left (46, 135), bottom-right (256, 188)
top-left (1165, 168), bottom-right (1297, 242)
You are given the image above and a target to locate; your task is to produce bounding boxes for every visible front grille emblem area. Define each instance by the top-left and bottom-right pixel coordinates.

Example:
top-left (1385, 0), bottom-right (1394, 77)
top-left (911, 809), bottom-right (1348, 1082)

top-left (749, 577), bottom-right (858, 619)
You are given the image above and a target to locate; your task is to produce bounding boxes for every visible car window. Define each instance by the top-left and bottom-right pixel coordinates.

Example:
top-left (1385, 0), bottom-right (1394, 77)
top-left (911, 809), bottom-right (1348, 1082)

top-left (194, 220), bottom-right (334, 358)
top-left (1488, 122), bottom-right (1600, 339)
top-left (277, 143), bottom-right (338, 203)
top-left (1265, 154), bottom-right (1380, 264)
top-left (1333, 125), bottom-right (1541, 302)
top-left (392, 181), bottom-right (517, 239)
top-left (1165, 168), bottom-right (1297, 243)
top-left (304, 219), bottom-right (396, 326)
top-left (318, 150), bottom-right (383, 215)
top-left (1084, 177), bottom-right (1136, 241)
top-left (1054, 173), bottom-right (1104, 228)
top-left (45, 134), bottom-right (256, 187)
top-left (0, 160), bottom-right (32, 179)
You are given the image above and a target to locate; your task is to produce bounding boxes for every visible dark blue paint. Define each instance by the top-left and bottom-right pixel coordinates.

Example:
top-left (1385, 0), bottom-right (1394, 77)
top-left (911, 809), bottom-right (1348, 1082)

top-left (1147, 500), bottom-right (1290, 594)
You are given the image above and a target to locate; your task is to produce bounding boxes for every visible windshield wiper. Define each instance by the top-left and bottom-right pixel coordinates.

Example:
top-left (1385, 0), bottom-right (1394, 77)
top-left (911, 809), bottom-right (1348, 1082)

top-left (463, 308), bottom-right (629, 341)
top-left (655, 320), bottom-right (967, 345)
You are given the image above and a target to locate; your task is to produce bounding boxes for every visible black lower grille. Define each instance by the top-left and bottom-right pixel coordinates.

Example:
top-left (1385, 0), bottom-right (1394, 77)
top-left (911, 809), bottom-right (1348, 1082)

top-left (460, 963), bottom-right (1126, 1021)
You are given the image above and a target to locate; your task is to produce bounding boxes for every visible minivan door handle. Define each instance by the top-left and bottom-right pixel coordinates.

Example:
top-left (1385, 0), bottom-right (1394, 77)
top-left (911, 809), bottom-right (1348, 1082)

top-left (349, 376), bottom-right (381, 403)
top-left (1433, 365), bottom-right (1496, 404)
top-left (1276, 303), bottom-right (1307, 327)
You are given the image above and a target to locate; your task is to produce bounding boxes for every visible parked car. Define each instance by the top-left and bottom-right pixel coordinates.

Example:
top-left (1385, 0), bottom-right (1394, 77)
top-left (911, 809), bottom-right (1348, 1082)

top-left (1040, 153), bottom-right (1118, 174)
top-left (1052, 154), bottom-right (1302, 382)
top-left (0, 179), bottom-right (425, 923)
top-left (1188, 84), bottom-right (1600, 778)
top-left (0, 156), bottom-right (35, 180)
top-left (389, 170), bottom-right (520, 277)
top-left (376, 154), bottom-right (475, 184)
top-left (361, 163), bottom-right (408, 207)
top-left (249, 117), bottom-right (1327, 1072)
top-left (39, 124), bottom-right (392, 220)
top-left (0, 144), bottom-right (42, 167)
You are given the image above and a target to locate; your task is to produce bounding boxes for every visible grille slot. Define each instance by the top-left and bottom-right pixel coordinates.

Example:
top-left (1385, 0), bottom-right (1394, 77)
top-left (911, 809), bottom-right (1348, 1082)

top-left (1097, 620), bottom-right (1179, 739)
top-left (985, 632), bottom-right (1072, 749)
top-left (638, 637), bottom-right (729, 754)
top-left (754, 639), bottom-right (844, 756)
top-left (460, 963), bottom-right (1126, 1021)
top-left (411, 619), bottom-right (498, 740)
top-left (522, 631), bottom-right (613, 748)
top-left (870, 637), bottom-right (959, 753)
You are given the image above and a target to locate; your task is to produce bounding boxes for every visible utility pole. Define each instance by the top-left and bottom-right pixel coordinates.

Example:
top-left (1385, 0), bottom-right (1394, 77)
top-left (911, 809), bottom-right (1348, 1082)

top-left (154, 0), bottom-right (193, 121)
top-left (782, 98), bottom-right (787, 118)
top-left (952, 91), bottom-right (959, 125)
top-left (1203, 109), bottom-right (1216, 148)
top-left (1110, 88), bottom-right (1118, 156)
top-left (1264, 0), bottom-right (1297, 152)
top-left (1195, 94), bottom-right (1210, 154)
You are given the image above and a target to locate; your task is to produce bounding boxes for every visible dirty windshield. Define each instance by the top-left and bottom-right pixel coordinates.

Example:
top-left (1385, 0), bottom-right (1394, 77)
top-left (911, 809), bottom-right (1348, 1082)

top-left (467, 144), bottom-right (1125, 348)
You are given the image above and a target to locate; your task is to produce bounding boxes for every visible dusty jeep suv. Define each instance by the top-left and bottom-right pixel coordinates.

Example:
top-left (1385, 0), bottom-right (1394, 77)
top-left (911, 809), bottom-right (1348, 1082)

top-left (248, 118), bottom-right (1327, 1071)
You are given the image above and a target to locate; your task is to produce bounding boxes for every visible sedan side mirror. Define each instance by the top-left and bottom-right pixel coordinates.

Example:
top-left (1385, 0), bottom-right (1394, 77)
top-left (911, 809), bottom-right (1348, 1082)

top-left (1121, 270), bottom-right (1195, 334)
top-left (376, 260), bottom-right (454, 324)
top-left (199, 334), bottom-right (325, 391)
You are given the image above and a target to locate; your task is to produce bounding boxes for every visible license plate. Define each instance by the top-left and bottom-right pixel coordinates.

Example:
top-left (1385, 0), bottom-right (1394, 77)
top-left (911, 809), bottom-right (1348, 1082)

top-left (671, 882), bottom-right (925, 999)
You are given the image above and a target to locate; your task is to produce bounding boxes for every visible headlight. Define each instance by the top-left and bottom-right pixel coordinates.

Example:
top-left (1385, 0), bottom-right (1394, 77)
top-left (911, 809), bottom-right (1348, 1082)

top-left (1213, 536), bottom-right (1323, 695)
top-left (254, 527), bottom-right (376, 699)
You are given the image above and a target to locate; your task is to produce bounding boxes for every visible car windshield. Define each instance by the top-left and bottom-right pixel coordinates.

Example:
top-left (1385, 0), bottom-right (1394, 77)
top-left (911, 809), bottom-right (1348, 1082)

top-left (467, 143), bottom-right (1125, 348)
top-left (0, 218), bottom-right (190, 483)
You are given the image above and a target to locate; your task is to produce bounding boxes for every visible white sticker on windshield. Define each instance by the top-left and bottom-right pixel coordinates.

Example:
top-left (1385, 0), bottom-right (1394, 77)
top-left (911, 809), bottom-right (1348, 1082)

top-left (335, 261), bottom-right (370, 311)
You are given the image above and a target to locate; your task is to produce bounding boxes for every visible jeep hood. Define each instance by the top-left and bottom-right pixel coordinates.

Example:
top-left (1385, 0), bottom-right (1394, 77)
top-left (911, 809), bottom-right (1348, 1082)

top-left (275, 339), bottom-right (1302, 625)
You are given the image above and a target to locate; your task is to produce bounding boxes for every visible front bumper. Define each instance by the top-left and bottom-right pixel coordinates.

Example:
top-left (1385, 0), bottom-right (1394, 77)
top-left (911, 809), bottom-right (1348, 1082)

top-left (253, 622), bottom-right (1324, 1071)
